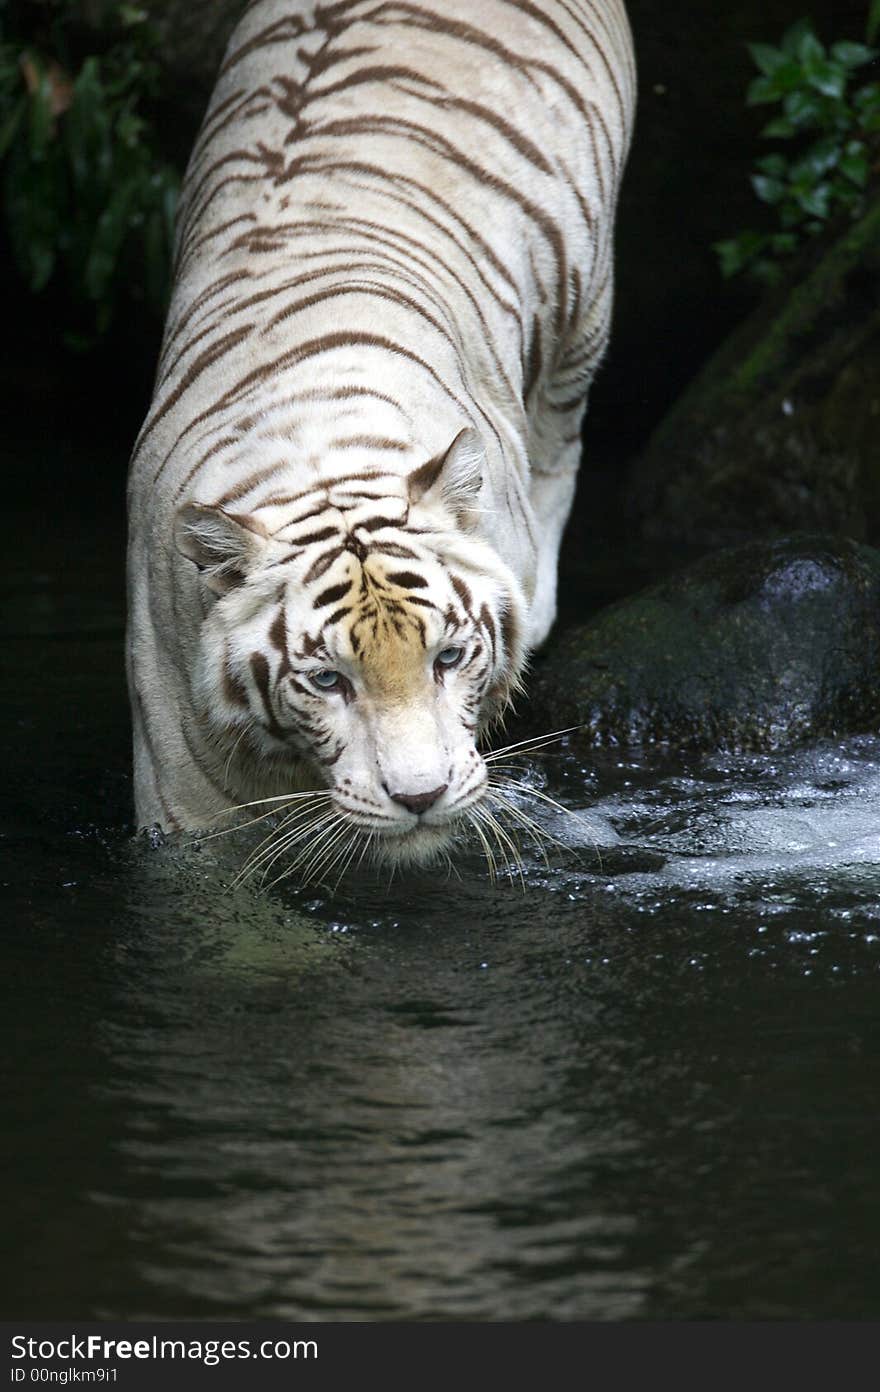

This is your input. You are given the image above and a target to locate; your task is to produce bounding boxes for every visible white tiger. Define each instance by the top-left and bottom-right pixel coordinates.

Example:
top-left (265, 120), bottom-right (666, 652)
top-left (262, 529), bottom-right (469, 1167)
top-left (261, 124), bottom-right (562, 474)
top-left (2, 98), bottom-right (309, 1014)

top-left (126, 0), bottom-right (635, 876)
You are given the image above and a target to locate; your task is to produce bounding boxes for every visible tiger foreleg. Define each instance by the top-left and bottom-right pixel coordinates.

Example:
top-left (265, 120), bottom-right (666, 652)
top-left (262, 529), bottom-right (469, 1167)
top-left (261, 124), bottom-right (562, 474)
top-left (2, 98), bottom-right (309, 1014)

top-left (526, 436), bottom-right (582, 651)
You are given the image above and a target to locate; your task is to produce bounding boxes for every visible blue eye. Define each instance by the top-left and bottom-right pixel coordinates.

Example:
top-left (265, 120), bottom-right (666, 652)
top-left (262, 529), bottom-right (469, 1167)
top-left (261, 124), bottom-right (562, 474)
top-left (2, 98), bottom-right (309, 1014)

top-left (436, 646), bottom-right (463, 668)
top-left (312, 669), bottom-right (341, 690)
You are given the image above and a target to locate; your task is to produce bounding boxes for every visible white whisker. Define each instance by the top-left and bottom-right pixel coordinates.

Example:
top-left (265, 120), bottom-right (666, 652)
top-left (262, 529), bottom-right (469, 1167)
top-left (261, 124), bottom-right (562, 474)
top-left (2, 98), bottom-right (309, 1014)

top-left (486, 781), bottom-right (567, 842)
top-left (497, 779), bottom-right (582, 818)
top-left (443, 848), bottom-right (462, 882)
top-left (235, 806), bottom-right (338, 887)
top-left (199, 790), bottom-right (333, 850)
top-left (472, 801), bottom-right (526, 890)
top-left (331, 828), bottom-right (368, 891)
top-left (466, 807), bottom-right (497, 884)
top-left (193, 802), bottom-right (288, 846)
top-left (239, 798), bottom-right (335, 867)
top-left (223, 719), bottom-right (257, 790)
top-left (214, 789), bottom-right (332, 817)
top-left (284, 811), bottom-right (346, 870)
top-left (283, 817), bottom-right (351, 889)
top-left (326, 827), bottom-right (365, 892)
top-left (495, 778), bottom-right (602, 864)
top-left (484, 724), bottom-right (582, 764)
top-left (351, 829), bottom-right (375, 876)
top-left (485, 787), bottom-right (556, 868)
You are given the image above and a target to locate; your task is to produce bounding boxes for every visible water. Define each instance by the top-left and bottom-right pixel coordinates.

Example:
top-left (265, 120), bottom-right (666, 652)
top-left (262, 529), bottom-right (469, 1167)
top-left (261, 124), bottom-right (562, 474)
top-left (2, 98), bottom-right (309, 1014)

top-left (4, 498), bottom-right (880, 1321)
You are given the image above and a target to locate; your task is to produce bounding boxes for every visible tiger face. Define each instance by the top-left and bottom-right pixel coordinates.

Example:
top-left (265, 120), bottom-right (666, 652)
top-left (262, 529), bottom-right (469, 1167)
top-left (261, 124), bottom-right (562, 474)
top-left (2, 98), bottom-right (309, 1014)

top-left (175, 431), bottom-right (526, 869)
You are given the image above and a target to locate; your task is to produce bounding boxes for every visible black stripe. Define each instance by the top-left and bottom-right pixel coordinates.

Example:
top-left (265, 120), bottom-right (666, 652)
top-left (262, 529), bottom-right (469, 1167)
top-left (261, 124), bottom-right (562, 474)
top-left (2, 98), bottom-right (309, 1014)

top-left (250, 651), bottom-right (283, 737)
top-left (313, 580), bottom-right (352, 608)
top-left (386, 570), bottom-right (428, 589)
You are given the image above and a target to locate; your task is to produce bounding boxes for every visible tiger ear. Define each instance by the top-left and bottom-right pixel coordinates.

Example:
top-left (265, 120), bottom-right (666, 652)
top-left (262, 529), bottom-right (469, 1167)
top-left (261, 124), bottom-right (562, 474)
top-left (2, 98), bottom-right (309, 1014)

top-left (175, 503), bottom-right (270, 595)
top-left (408, 428), bottom-right (485, 531)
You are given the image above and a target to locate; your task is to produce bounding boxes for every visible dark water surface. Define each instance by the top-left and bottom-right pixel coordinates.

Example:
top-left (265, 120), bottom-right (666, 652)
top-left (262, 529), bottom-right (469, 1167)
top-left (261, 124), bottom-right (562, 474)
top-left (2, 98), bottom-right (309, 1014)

top-left (4, 498), bottom-right (880, 1321)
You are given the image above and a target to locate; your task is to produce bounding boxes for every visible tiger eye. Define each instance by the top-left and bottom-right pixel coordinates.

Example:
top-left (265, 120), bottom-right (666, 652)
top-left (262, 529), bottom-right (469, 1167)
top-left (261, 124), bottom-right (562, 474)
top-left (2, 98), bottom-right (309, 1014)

top-left (436, 646), bottom-right (463, 668)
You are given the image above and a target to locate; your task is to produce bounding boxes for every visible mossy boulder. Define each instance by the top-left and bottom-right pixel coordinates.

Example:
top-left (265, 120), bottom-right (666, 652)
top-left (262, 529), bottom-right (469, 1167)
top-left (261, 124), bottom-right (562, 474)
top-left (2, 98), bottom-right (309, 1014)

top-left (626, 197), bottom-right (880, 546)
top-left (526, 535), bottom-right (880, 752)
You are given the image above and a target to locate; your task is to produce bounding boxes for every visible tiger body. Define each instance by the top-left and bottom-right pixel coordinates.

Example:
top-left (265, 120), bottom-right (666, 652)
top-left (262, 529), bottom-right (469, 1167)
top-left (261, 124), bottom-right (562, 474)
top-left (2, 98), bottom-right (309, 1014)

top-left (126, 0), bottom-right (635, 868)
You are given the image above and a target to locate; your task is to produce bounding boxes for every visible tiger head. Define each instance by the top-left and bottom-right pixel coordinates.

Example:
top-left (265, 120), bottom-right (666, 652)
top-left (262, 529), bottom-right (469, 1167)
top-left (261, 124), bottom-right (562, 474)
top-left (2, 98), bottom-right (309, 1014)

top-left (175, 429), bottom-right (527, 869)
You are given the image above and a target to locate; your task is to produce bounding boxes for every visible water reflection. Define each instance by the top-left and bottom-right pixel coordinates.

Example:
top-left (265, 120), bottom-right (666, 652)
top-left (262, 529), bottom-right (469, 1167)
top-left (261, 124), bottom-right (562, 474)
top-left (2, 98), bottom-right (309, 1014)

top-left (74, 847), bottom-right (644, 1320)
top-left (4, 612), bottom-right (880, 1318)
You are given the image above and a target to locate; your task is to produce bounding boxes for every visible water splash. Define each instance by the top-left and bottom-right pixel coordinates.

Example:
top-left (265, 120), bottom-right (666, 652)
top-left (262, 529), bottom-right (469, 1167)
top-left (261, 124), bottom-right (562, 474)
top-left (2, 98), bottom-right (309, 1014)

top-left (525, 736), bottom-right (880, 901)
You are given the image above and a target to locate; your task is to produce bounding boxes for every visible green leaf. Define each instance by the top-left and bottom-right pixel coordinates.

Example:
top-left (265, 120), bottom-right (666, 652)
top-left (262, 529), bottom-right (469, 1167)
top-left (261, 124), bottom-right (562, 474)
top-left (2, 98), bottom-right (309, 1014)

top-left (853, 81), bottom-right (880, 105)
top-left (769, 232), bottom-right (798, 255)
top-left (868, 0), bottom-right (880, 46)
top-left (829, 178), bottom-right (862, 208)
top-left (0, 2), bottom-right (185, 347)
top-left (805, 59), bottom-right (847, 99)
top-left (714, 232), bottom-right (767, 278)
top-left (780, 18), bottom-right (815, 58)
top-left (853, 82), bottom-right (880, 121)
top-left (830, 40), bottom-right (877, 68)
top-left (83, 175), bottom-right (137, 302)
top-left (752, 172), bottom-right (786, 204)
top-left (779, 199), bottom-right (807, 228)
top-left (118, 4), bottom-right (149, 25)
top-left (4, 139), bottom-right (62, 291)
top-left (839, 148), bottom-right (869, 185)
top-left (795, 181), bottom-right (831, 218)
top-left (783, 88), bottom-right (823, 126)
top-left (761, 116), bottom-right (796, 137)
top-left (0, 42), bottom-right (21, 91)
top-left (27, 63), bottom-right (55, 161)
top-left (753, 258), bottom-right (784, 287)
top-left (789, 134), bottom-right (841, 180)
top-left (746, 74), bottom-right (782, 106)
top-left (755, 151), bottom-right (788, 177)
top-left (748, 58), bottom-right (812, 105)
top-left (116, 109), bottom-right (146, 148)
top-left (69, 57), bottom-right (114, 203)
top-left (860, 105), bottom-right (880, 133)
top-left (748, 42), bottom-right (785, 75)
top-left (27, 243), bottom-right (55, 291)
top-left (796, 25), bottom-right (825, 65)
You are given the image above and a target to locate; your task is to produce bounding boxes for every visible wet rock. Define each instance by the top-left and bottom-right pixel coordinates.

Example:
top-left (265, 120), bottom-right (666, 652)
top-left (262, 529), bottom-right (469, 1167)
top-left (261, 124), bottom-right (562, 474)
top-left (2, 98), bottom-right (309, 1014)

top-left (526, 535), bottom-right (880, 752)
top-left (143, 822), bottom-right (167, 851)
top-left (554, 845), bottom-right (670, 877)
top-left (626, 196), bottom-right (880, 546)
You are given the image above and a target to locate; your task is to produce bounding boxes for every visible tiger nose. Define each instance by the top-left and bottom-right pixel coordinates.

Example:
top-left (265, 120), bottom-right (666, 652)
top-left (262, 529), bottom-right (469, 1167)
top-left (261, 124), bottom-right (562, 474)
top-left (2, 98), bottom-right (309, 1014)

top-left (387, 784), bottom-right (448, 815)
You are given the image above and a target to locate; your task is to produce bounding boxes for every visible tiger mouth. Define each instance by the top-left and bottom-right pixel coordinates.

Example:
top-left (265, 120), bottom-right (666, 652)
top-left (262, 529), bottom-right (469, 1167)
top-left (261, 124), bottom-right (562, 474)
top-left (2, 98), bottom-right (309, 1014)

top-left (330, 796), bottom-right (469, 832)
top-left (369, 820), bottom-right (460, 866)
top-left (325, 785), bottom-right (485, 865)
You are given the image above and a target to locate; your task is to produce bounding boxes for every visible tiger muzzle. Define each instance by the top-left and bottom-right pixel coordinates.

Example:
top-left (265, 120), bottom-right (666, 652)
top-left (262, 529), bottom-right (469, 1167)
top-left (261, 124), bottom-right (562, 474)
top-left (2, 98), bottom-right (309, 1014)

top-left (385, 783), bottom-right (449, 815)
